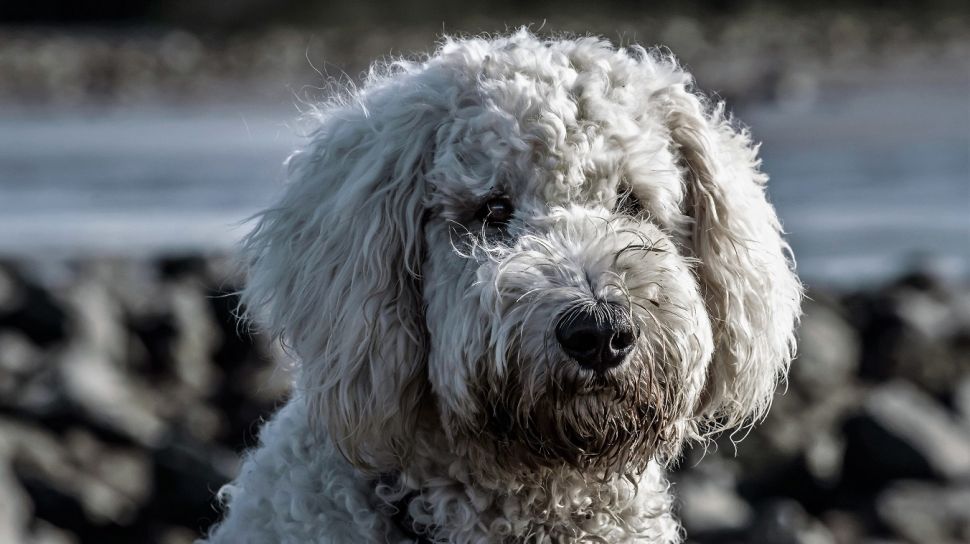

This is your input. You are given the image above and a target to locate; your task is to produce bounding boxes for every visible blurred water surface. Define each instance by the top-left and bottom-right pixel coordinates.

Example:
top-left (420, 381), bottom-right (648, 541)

top-left (0, 107), bottom-right (296, 254)
top-left (0, 54), bottom-right (967, 287)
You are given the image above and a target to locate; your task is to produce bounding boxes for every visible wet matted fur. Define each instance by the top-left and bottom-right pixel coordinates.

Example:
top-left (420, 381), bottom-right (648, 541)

top-left (203, 30), bottom-right (802, 543)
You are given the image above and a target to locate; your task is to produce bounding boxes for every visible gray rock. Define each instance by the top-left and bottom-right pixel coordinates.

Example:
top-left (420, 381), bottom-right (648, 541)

top-left (28, 521), bottom-right (79, 544)
top-left (747, 499), bottom-right (836, 544)
top-left (876, 481), bottom-right (970, 544)
top-left (675, 458), bottom-right (753, 534)
top-left (955, 376), bottom-right (970, 434)
top-left (794, 295), bottom-right (860, 398)
top-left (0, 460), bottom-right (31, 544)
top-left (0, 331), bottom-right (45, 401)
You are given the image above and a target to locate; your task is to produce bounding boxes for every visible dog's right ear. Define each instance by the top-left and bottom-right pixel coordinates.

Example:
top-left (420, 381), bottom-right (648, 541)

top-left (240, 82), bottom-right (442, 471)
top-left (653, 76), bottom-right (803, 434)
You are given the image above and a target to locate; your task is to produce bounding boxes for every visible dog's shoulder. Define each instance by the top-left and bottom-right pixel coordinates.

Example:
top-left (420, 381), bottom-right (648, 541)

top-left (202, 398), bottom-right (404, 543)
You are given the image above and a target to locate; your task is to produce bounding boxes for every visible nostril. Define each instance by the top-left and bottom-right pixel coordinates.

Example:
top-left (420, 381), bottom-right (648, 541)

top-left (610, 329), bottom-right (636, 352)
top-left (561, 331), bottom-right (598, 355)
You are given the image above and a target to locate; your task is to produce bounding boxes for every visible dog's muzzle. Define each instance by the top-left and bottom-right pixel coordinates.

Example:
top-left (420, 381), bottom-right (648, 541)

top-left (555, 303), bottom-right (637, 373)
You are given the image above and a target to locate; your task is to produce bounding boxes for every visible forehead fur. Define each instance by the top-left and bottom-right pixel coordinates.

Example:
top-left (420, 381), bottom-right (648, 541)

top-left (341, 30), bottom-right (692, 223)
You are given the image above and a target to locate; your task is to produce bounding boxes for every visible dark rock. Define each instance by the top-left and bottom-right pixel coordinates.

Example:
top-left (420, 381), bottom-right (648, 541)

top-left (894, 270), bottom-right (946, 294)
top-left (147, 432), bottom-right (238, 529)
top-left (126, 310), bottom-right (181, 378)
top-left (715, 293), bottom-right (860, 507)
top-left (0, 263), bottom-right (70, 347)
top-left (842, 381), bottom-right (970, 488)
top-left (849, 278), bottom-right (970, 396)
top-left (156, 254), bottom-right (210, 282)
top-left (729, 381), bottom-right (858, 506)
top-left (206, 286), bottom-right (291, 451)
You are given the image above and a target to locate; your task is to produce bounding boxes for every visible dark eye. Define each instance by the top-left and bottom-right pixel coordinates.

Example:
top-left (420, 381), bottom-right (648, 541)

top-left (476, 195), bottom-right (514, 225)
top-left (614, 189), bottom-right (644, 217)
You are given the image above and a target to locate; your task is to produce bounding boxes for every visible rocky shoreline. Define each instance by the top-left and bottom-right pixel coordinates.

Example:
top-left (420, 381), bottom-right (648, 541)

top-left (1, 255), bottom-right (968, 543)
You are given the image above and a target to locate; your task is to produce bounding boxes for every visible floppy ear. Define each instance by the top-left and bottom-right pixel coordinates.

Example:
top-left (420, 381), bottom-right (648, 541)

top-left (659, 82), bottom-right (803, 431)
top-left (240, 91), bottom-right (440, 471)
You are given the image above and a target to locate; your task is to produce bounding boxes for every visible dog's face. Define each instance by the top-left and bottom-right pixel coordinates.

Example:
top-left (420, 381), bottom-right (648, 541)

top-left (420, 98), bottom-right (713, 471)
top-left (242, 32), bottom-right (802, 475)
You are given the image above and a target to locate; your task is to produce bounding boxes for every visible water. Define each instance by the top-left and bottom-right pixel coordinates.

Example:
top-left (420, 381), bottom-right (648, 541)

top-left (1, 75), bottom-right (967, 287)
top-left (747, 75), bottom-right (970, 286)
top-left (0, 107), bottom-right (297, 255)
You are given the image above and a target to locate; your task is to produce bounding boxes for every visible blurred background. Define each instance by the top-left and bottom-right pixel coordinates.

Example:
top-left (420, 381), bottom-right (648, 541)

top-left (0, 1), bottom-right (968, 543)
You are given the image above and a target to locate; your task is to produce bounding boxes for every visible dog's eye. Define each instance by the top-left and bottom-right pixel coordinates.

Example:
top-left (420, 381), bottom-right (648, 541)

top-left (476, 195), bottom-right (514, 226)
top-left (614, 191), bottom-right (644, 217)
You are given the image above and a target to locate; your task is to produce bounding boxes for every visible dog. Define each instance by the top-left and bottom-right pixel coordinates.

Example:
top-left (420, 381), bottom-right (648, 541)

top-left (203, 30), bottom-right (802, 543)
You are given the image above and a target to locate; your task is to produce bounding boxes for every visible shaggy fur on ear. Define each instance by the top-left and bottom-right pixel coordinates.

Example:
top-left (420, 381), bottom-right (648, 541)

top-left (204, 30), bottom-right (802, 544)
top-left (659, 86), bottom-right (803, 430)
top-left (239, 65), bottom-right (450, 470)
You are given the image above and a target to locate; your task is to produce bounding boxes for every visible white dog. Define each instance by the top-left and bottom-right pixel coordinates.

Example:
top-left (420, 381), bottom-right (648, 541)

top-left (203, 30), bottom-right (802, 543)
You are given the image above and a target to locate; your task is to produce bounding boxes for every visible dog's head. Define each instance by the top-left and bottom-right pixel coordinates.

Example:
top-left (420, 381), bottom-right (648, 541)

top-left (242, 31), bottom-right (802, 475)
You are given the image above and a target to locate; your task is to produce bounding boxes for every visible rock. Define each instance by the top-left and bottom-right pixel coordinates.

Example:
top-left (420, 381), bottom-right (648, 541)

top-left (876, 481), bottom-right (970, 544)
top-left (794, 293), bottom-right (861, 399)
top-left (0, 263), bottom-right (70, 347)
top-left (717, 293), bottom-right (861, 499)
top-left (124, 279), bottom-right (221, 396)
top-left (166, 280), bottom-right (220, 394)
top-left (59, 344), bottom-right (169, 447)
top-left (843, 381), bottom-right (970, 486)
top-left (850, 276), bottom-right (970, 396)
top-left (955, 376), bottom-right (970, 433)
top-left (675, 457), bottom-right (753, 535)
top-left (0, 460), bottom-right (32, 544)
top-left (746, 499), bottom-right (836, 544)
top-left (729, 382), bottom-right (857, 502)
top-left (29, 520), bottom-right (79, 544)
top-left (56, 262), bottom-right (230, 447)
top-left (0, 417), bottom-right (151, 527)
top-left (147, 432), bottom-right (238, 528)
top-left (802, 431), bottom-right (846, 488)
top-left (156, 254), bottom-right (210, 281)
top-left (819, 510), bottom-right (866, 544)
top-left (0, 331), bottom-right (46, 402)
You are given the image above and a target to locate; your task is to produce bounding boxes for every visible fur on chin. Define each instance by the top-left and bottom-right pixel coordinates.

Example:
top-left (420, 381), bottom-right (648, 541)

top-left (479, 366), bottom-right (669, 475)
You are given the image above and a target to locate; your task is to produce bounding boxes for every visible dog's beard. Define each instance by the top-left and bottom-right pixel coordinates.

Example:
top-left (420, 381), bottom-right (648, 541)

top-left (437, 222), bottom-right (705, 477)
top-left (480, 351), bottom-right (673, 475)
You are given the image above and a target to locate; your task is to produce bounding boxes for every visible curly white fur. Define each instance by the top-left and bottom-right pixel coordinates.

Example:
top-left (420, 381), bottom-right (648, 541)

top-left (202, 30), bottom-right (802, 543)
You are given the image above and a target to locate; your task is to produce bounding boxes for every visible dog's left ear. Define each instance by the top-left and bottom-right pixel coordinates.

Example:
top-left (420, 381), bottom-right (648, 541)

top-left (658, 82), bottom-right (803, 431)
top-left (240, 88), bottom-right (441, 471)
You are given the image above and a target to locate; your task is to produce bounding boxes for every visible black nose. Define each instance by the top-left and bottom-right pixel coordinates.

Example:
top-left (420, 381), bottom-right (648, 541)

top-left (555, 304), bottom-right (637, 372)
